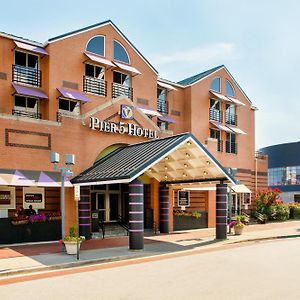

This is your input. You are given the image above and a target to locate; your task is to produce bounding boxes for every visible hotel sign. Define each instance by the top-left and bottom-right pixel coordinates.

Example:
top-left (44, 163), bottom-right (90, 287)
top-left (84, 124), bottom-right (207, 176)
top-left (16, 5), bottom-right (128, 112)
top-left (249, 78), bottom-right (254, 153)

top-left (90, 117), bottom-right (159, 139)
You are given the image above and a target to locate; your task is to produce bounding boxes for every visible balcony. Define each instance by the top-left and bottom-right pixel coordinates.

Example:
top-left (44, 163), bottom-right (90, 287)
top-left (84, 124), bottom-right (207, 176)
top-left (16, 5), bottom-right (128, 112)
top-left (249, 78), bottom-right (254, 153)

top-left (209, 108), bottom-right (222, 122)
top-left (157, 100), bottom-right (169, 115)
top-left (12, 65), bottom-right (41, 87)
top-left (225, 112), bottom-right (237, 125)
top-left (12, 109), bottom-right (41, 119)
top-left (226, 141), bottom-right (238, 154)
top-left (112, 82), bottom-right (133, 100)
top-left (83, 76), bottom-right (107, 97)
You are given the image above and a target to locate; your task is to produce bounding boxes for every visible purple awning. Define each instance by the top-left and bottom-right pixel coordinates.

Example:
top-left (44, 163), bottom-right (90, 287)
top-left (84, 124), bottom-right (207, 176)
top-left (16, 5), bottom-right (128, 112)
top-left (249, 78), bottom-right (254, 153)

top-left (12, 83), bottom-right (48, 99)
top-left (14, 40), bottom-right (48, 56)
top-left (57, 88), bottom-right (91, 103)
top-left (158, 115), bottom-right (175, 123)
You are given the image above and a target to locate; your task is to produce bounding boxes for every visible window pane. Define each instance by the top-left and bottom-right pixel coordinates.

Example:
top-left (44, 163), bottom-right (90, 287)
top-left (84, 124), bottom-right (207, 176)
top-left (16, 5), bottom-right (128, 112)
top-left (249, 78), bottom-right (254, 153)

top-left (27, 97), bottom-right (37, 108)
top-left (59, 99), bottom-right (70, 111)
top-left (86, 36), bottom-right (104, 56)
top-left (157, 120), bottom-right (168, 131)
top-left (69, 101), bottom-right (77, 112)
top-left (210, 99), bottom-right (220, 110)
top-left (27, 54), bottom-right (38, 69)
top-left (113, 71), bottom-right (122, 84)
top-left (15, 51), bottom-right (26, 66)
top-left (226, 80), bottom-right (235, 97)
top-left (85, 64), bottom-right (95, 77)
top-left (95, 66), bottom-right (105, 79)
top-left (211, 77), bottom-right (220, 92)
top-left (15, 95), bottom-right (26, 107)
top-left (113, 41), bottom-right (129, 64)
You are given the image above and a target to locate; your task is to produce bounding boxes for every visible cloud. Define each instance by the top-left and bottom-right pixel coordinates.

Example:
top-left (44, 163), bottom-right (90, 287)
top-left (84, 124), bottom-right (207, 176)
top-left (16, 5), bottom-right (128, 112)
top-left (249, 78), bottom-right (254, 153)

top-left (150, 42), bottom-right (237, 66)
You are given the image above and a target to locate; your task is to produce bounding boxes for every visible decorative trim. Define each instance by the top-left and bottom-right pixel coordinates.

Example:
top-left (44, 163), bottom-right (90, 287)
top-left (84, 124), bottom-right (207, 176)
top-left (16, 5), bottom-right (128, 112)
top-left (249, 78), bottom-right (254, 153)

top-left (5, 128), bottom-right (51, 150)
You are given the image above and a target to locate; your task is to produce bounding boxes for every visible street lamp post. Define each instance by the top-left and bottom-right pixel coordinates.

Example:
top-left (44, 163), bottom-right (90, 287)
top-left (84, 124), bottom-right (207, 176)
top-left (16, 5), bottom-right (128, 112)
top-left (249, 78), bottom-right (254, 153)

top-left (50, 152), bottom-right (75, 243)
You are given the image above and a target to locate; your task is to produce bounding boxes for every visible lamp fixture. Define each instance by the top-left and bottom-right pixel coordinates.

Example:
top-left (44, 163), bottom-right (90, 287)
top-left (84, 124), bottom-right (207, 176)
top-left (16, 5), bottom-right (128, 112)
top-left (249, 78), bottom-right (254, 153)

top-left (164, 166), bottom-right (168, 170)
top-left (203, 171), bottom-right (208, 176)
top-left (164, 175), bottom-right (168, 179)
top-left (165, 156), bottom-right (169, 161)
top-left (184, 164), bottom-right (188, 168)
top-left (182, 173), bottom-right (187, 177)
top-left (187, 141), bottom-right (192, 146)
top-left (206, 161), bottom-right (211, 165)
top-left (148, 168), bottom-right (152, 172)
top-left (185, 153), bottom-right (190, 158)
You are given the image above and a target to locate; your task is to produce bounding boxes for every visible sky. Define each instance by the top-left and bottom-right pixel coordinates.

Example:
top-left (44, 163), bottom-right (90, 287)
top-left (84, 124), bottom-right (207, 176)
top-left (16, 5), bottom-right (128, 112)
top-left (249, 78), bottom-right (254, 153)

top-left (1, 0), bottom-right (299, 149)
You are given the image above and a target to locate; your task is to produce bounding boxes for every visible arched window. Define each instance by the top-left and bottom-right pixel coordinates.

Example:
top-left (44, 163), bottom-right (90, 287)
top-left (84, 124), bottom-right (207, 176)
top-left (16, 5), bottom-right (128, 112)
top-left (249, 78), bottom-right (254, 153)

top-left (210, 77), bottom-right (221, 92)
top-left (113, 40), bottom-right (130, 64)
top-left (86, 36), bottom-right (105, 56)
top-left (226, 80), bottom-right (235, 97)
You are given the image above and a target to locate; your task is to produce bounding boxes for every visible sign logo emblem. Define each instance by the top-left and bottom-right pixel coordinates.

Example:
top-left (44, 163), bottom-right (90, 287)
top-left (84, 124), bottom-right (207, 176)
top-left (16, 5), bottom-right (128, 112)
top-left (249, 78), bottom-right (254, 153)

top-left (120, 104), bottom-right (134, 120)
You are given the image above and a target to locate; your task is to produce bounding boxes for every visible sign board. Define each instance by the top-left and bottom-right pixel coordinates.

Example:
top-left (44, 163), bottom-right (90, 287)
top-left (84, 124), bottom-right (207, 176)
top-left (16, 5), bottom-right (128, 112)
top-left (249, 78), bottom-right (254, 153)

top-left (243, 193), bottom-right (251, 205)
top-left (90, 117), bottom-right (159, 139)
top-left (23, 187), bottom-right (45, 209)
top-left (178, 190), bottom-right (190, 207)
top-left (0, 187), bottom-right (16, 209)
top-left (74, 185), bottom-right (80, 201)
top-left (120, 104), bottom-right (134, 120)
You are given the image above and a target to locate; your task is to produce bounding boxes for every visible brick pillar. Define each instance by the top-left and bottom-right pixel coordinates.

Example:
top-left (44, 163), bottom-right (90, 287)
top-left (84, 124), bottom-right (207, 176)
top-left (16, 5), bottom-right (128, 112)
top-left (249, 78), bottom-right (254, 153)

top-left (78, 186), bottom-right (91, 240)
top-left (159, 183), bottom-right (169, 234)
top-left (216, 183), bottom-right (228, 239)
top-left (129, 179), bottom-right (144, 250)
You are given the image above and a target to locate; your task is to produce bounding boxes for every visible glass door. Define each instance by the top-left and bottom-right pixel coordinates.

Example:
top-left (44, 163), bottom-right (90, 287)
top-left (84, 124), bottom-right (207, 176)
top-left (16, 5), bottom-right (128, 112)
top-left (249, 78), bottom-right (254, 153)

top-left (97, 193), bottom-right (106, 222)
top-left (109, 193), bottom-right (120, 221)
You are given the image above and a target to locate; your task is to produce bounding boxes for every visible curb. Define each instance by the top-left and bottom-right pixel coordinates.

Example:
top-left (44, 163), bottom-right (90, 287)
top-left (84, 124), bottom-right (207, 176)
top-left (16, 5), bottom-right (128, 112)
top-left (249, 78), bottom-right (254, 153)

top-left (227, 234), bottom-right (300, 244)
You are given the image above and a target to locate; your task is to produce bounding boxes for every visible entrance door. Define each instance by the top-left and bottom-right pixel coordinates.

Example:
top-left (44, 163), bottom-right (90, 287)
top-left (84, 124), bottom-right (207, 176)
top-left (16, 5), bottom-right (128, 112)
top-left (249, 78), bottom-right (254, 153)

top-left (109, 194), bottom-right (120, 221)
top-left (97, 193), bottom-right (106, 222)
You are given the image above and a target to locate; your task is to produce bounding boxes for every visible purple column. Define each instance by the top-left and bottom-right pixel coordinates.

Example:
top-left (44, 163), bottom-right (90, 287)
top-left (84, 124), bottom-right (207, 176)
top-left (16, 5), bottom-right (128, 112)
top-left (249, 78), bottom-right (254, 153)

top-left (129, 179), bottom-right (144, 250)
top-left (159, 184), bottom-right (169, 234)
top-left (216, 183), bottom-right (228, 239)
top-left (78, 186), bottom-right (91, 240)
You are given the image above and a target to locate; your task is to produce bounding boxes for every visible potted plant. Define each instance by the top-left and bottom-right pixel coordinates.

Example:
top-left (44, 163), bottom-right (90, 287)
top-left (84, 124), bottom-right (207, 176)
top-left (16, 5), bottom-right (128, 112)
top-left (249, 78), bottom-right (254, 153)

top-left (229, 215), bottom-right (246, 235)
top-left (63, 226), bottom-right (85, 255)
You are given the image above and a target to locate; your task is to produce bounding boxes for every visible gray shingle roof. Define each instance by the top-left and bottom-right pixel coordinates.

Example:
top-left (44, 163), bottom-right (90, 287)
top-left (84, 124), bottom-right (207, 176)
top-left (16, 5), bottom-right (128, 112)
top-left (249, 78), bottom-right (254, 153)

top-left (71, 133), bottom-right (235, 185)
top-left (177, 65), bottom-right (224, 86)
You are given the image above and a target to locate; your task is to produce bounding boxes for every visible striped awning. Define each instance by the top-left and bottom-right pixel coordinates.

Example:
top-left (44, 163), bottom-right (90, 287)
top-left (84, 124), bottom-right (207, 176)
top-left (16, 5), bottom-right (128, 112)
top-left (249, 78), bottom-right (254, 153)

top-left (0, 169), bottom-right (72, 187)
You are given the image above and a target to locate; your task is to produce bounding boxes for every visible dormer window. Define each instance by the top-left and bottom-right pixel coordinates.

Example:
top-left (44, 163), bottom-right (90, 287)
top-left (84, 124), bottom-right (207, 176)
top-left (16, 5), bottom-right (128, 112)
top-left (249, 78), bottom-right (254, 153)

top-left (226, 80), bottom-right (235, 97)
top-left (86, 36), bottom-right (105, 56)
top-left (210, 77), bottom-right (221, 93)
top-left (113, 40), bottom-right (130, 64)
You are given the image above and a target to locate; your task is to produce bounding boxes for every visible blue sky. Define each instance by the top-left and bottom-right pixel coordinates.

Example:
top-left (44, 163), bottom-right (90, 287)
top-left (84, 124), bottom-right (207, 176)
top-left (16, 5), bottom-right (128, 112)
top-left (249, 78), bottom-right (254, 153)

top-left (1, 0), bottom-right (299, 149)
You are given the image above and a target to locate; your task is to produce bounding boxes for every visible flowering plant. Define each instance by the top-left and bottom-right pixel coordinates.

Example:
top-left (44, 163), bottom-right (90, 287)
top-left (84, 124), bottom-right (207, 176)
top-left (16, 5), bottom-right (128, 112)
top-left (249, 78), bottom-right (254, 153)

top-left (173, 209), bottom-right (202, 219)
top-left (229, 215), bottom-right (247, 229)
top-left (29, 213), bottom-right (47, 223)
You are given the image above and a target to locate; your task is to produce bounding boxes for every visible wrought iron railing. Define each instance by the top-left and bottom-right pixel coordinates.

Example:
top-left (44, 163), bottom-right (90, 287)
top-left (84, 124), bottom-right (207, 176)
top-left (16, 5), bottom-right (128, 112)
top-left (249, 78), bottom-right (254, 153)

top-left (225, 112), bottom-right (237, 125)
top-left (226, 141), bottom-right (238, 154)
top-left (12, 65), bottom-right (41, 87)
top-left (12, 109), bottom-right (41, 119)
top-left (217, 139), bottom-right (223, 152)
top-left (83, 76), bottom-right (107, 96)
top-left (112, 82), bottom-right (133, 100)
top-left (209, 108), bottom-right (222, 122)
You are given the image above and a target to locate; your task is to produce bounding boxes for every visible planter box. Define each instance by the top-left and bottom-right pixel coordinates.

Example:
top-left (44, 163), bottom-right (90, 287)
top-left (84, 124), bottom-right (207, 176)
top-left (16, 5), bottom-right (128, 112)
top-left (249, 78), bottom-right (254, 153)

top-left (173, 212), bottom-right (208, 231)
top-left (64, 241), bottom-right (82, 255)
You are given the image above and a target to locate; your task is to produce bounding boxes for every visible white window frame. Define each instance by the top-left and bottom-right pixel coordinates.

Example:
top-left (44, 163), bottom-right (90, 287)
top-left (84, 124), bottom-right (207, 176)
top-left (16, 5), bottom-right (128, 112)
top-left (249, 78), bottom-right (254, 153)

top-left (85, 35), bottom-right (106, 57)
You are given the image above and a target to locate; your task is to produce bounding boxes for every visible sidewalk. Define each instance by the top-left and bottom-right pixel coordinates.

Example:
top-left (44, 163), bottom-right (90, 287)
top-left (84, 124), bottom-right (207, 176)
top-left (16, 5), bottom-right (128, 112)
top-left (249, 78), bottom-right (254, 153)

top-left (0, 220), bottom-right (299, 278)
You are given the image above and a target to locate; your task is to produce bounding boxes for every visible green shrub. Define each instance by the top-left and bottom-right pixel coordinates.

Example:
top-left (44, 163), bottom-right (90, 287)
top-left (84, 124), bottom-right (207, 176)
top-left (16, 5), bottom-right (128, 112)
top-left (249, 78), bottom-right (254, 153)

top-left (269, 204), bottom-right (290, 221)
top-left (294, 207), bottom-right (300, 219)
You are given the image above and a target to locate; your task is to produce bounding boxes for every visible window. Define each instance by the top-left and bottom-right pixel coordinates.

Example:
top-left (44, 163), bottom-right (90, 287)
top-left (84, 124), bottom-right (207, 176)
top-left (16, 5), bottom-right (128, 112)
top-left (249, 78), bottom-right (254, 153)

top-left (226, 80), bottom-right (235, 97)
top-left (209, 99), bottom-right (222, 122)
top-left (113, 40), bottom-right (130, 64)
top-left (15, 51), bottom-right (38, 69)
top-left (226, 132), bottom-right (237, 154)
top-left (225, 103), bottom-right (236, 125)
top-left (14, 95), bottom-right (40, 119)
top-left (86, 36), bottom-right (105, 56)
top-left (59, 99), bottom-right (80, 115)
top-left (268, 166), bottom-right (300, 186)
top-left (112, 71), bottom-right (132, 99)
top-left (210, 77), bottom-right (221, 92)
top-left (157, 120), bottom-right (168, 131)
top-left (84, 64), bottom-right (106, 96)
top-left (210, 129), bottom-right (222, 152)
top-left (157, 88), bottom-right (168, 114)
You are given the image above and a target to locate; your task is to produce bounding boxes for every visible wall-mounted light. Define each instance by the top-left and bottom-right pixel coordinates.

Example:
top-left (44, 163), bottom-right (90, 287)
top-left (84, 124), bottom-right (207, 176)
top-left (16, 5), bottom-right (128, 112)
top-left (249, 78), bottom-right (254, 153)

top-left (164, 175), bottom-right (168, 179)
top-left (164, 166), bottom-right (168, 170)
top-left (187, 141), bottom-right (192, 146)
top-left (148, 168), bottom-right (152, 172)
top-left (165, 156), bottom-right (169, 161)
top-left (182, 173), bottom-right (187, 177)
top-left (206, 161), bottom-right (211, 165)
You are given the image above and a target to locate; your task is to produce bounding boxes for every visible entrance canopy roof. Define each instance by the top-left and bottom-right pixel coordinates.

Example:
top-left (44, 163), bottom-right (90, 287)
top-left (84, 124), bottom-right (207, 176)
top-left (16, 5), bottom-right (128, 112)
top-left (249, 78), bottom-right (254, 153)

top-left (71, 133), bottom-right (237, 186)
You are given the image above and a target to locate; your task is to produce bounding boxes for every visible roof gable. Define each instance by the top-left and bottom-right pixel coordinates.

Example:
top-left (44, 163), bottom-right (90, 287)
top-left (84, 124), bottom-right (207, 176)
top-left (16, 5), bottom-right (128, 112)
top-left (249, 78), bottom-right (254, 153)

top-left (47, 20), bottom-right (158, 74)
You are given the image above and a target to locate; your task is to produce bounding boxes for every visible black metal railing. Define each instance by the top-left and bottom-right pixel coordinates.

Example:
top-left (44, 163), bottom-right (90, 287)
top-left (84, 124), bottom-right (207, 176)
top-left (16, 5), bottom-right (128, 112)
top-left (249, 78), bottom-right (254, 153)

top-left (209, 108), bottom-right (222, 122)
top-left (112, 82), bottom-right (133, 100)
top-left (157, 100), bottom-right (169, 114)
top-left (225, 112), bottom-right (237, 125)
top-left (12, 65), bottom-right (41, 87)
top-left (217, 139), bottom-right (223, 152)
top-left (83, 76), bottom-right (107, 96)
top-left (12, 109), bottom-right (41, 119)
top-left (117, 215), bottom-right (129, 235)
top-left (226, 141), bottom-right (238, 154)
